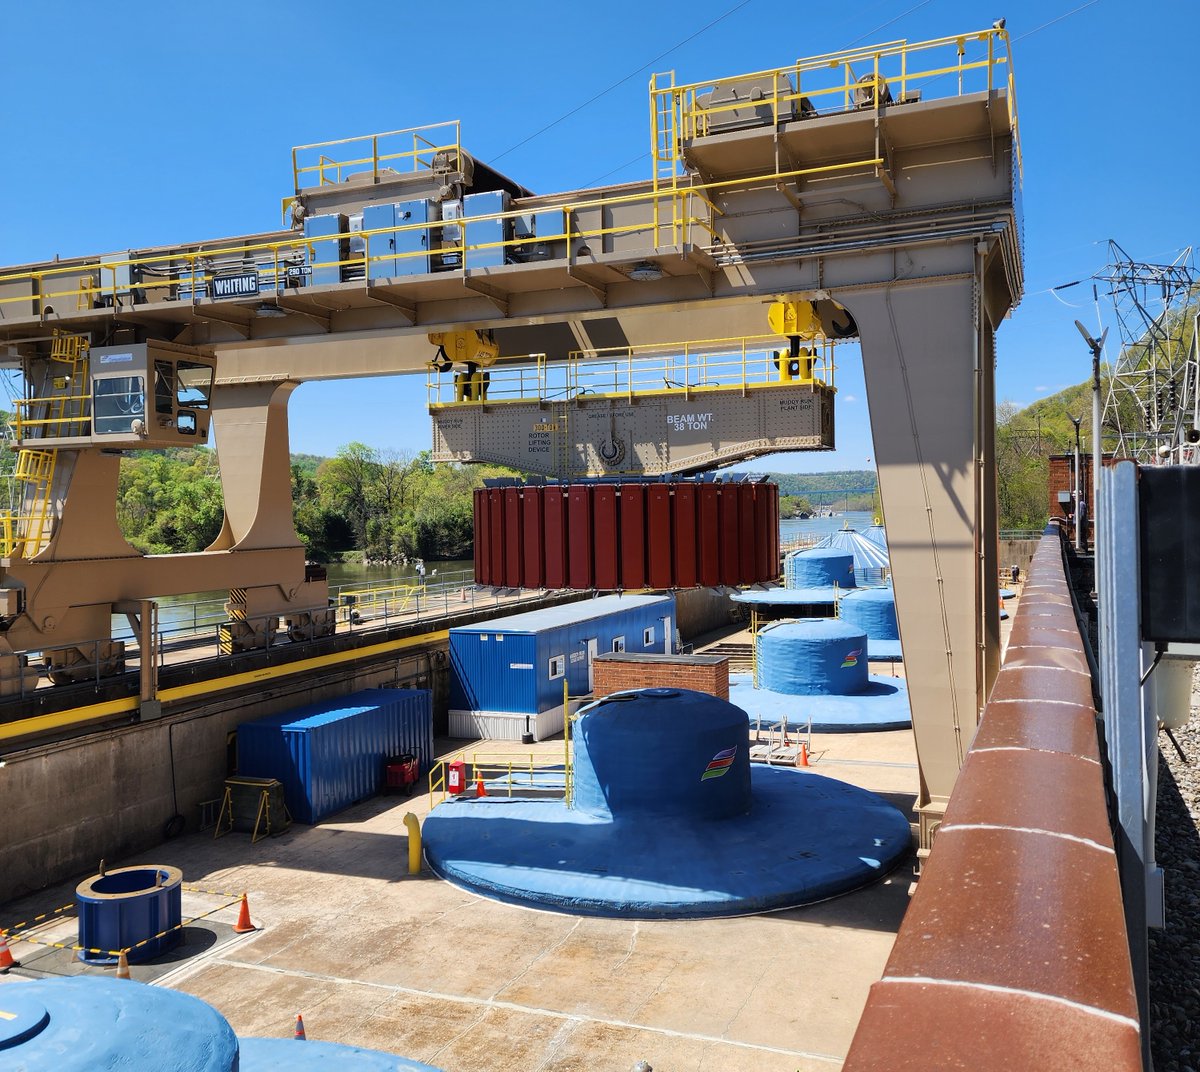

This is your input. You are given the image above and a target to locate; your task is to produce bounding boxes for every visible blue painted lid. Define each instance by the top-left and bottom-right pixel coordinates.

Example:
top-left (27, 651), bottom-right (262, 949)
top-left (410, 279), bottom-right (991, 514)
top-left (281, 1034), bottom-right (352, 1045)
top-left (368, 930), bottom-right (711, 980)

top-left (0, 977), bottom-right (237, 1072)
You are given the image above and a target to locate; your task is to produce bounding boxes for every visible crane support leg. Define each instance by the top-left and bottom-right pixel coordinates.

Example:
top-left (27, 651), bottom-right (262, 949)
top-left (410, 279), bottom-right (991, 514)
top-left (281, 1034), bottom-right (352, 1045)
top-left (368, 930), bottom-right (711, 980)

top-left (849, 276), bottom-right (1001, 862)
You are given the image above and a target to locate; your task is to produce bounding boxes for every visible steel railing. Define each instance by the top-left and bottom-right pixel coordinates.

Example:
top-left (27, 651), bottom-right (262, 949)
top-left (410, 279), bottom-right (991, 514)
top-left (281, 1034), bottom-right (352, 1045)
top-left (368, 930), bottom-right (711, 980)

top-left (426, 335), bottom-right (835, 409)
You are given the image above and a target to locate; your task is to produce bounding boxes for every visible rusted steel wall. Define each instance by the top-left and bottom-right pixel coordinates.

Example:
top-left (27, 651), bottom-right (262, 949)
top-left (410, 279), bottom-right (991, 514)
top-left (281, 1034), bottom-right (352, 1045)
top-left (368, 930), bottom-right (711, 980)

top-left (844, 524), bottom-right (1141, 1070)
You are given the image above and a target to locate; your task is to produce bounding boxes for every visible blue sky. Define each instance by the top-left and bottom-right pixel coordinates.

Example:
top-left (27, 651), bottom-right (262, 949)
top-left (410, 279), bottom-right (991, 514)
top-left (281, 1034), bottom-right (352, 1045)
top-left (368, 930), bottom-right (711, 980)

top-left (2, 1), bottom-right (1197, 473)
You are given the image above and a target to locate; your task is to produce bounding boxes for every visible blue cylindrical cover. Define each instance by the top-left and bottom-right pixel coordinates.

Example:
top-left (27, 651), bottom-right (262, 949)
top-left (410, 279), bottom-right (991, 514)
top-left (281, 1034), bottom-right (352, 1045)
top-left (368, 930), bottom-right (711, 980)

top-left (758, 619), bottom-right (869, 695)
top-left (572, 688), bottom-right (751, 820)
top-left (784, 548), bottom-right (856, 590)
top-left (240, 1037), bottom-right (445, 1071)
top-left (0, 976), bottom-right (237, 1072)
top-left (76, 866), bottom-right (182, 964)
top-left (839, 587), bottom-right (899, 640)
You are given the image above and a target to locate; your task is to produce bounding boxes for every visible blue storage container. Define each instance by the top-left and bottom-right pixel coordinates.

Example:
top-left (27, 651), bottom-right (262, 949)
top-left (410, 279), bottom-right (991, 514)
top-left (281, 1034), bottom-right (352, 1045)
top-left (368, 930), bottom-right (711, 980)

top-left (448, 594), bottom-right (675, 740)
top-left (237, 689), bottom-right (433, 824)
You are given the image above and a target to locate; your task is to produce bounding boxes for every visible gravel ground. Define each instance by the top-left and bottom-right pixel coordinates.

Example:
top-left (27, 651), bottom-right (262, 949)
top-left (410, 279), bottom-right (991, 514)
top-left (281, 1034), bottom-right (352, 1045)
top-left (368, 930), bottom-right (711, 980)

top-left (1148, 673), bottom-right (1200, 1072)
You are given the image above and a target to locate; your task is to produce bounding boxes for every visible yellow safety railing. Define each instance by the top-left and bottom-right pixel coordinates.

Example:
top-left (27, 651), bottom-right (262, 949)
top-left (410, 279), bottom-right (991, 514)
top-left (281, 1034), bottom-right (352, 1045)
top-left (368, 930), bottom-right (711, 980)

top-left (427, 747), bottom-right (571, 809)
top-left (338, 582), bottom-right (419, 622)
top-left (426, 333), bottom-right (835, 409)
top-left (651, 26), bottom-right (1021, 180)
top-left (0, 30), bottom-right (1019, 319)
top-left (291, 121), bottom-right (463, 192)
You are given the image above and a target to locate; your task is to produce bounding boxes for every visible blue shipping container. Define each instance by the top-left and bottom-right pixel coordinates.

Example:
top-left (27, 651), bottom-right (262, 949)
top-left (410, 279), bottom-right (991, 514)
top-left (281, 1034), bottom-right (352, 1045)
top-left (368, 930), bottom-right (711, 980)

top-left (237, 689), bottom-right (433, 824)
top-left (449, 594), bottom-right (675, 717)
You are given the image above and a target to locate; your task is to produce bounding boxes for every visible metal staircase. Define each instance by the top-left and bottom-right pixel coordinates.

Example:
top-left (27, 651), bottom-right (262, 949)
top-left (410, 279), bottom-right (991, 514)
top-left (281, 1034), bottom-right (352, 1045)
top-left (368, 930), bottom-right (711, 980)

top-left (1, 330), bottom-right (90, 558)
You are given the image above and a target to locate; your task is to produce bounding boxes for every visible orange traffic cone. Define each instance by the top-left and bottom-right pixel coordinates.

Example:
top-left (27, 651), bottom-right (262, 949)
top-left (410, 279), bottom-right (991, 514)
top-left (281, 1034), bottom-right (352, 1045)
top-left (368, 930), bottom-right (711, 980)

top-left (798, 743), bottom-right (810, 768)
top-left (116, 950), bottom-right (131, 979)
top-left (0, 933), bottom-right (18, 972)
top-left (475, 776), bottom-right (486, 798)
top-left (294, 1014), bottom-right (306, 1040)
top-left (233, 893), bottom-right (257, 934)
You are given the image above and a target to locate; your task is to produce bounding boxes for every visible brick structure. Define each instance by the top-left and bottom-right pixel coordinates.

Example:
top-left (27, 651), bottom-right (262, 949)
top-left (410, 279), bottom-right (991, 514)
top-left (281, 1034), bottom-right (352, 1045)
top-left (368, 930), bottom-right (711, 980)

top-left (1047, 453), bottom-right (1114, 541)
top-left (592, 652), bottom-right (730, 702)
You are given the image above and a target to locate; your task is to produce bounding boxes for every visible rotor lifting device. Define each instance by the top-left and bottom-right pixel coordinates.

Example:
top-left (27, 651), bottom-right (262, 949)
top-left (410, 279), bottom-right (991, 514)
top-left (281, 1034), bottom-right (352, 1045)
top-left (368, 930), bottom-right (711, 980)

top-left (425, 299), bottom-right (844, 479)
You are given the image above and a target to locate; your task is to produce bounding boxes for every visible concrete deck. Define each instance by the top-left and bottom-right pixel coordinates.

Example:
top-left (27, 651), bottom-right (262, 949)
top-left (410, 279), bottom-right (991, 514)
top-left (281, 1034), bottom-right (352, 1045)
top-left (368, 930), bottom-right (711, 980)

top-left (1, 588), bottom-right (1024, 1071)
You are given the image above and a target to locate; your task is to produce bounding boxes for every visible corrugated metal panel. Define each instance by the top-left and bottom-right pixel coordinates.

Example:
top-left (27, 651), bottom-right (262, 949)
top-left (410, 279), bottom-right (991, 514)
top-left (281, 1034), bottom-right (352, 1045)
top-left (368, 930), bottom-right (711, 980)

top-left (568, 487), bottom-right (593, 588)
top-left (522, 489), bottom-right (544, 588)
top-left (620, 484), bottom-right (647, 589)
top-left (474, 489), bottom-right (489, 584)
top-left (450, 594), bottom-right (674, 714)
top-left (698, 485), bottom-right (721, 587)
top-left (593, 485), bottom-right (619, 590)
top-left (504, 488), bottom-right (523, 585)
top-left (472, 483), bottom-right (779, 590)
top-left (450, 631), bottom-right (536, 714)
top-left (487, 489), bottom-right (505, 584)
top-left (673, 484), bottom-right (698, 588)
top-left (647, 485), bottom-right (674, 588)
top-left (533, 595), bottom-right (674, 711)
top-left (719, 485), bottom-right (740, 586)
top-left (237, 689), bottom-right (433, 824)
top-left (544, 488), bottom-right (567, 588)
top-left (755, 484), bottom-right (774, 580)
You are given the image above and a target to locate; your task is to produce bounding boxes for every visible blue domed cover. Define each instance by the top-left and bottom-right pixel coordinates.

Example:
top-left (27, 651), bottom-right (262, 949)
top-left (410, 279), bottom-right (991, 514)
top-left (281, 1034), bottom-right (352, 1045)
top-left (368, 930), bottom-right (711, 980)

top-left (240, 1037), bottom-right (445, 1071)
top-left (0, 976), bottom-right (237, 1072)
top-left (839, 587), bottom-right (899, 640)
top-left (758, 619), bottom-right (869, 696)
top-left (573, 688), bottom-right (751, 820)
top-left (784, 548), bottom-right (857, 590)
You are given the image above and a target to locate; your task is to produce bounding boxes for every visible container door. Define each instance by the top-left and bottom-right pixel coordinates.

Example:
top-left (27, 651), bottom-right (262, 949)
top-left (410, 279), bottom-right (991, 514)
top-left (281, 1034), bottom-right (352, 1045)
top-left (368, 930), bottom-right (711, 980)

top-left (662, 615), bottom-right (673, 654)
top-left (586, 637), bottom-right (598, 690)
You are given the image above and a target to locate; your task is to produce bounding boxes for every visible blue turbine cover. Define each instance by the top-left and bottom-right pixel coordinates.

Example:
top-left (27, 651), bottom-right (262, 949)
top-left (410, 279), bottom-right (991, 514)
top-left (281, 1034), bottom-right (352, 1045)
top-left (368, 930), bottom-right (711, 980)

top-left (758, 618), bottom-right (870, 696)
top-left (0, 976), bottom-right (237, 1072)
top-left (839, 586), bottom-right (899, 641)
top-left (572, 688), bottom-right (751, 820)
top-left (815, 528), bottom-right (890, 572)
top-left (784, 547), bottom-right (857, 590)
top-left (240, 1037), bottom-right (446, 1071)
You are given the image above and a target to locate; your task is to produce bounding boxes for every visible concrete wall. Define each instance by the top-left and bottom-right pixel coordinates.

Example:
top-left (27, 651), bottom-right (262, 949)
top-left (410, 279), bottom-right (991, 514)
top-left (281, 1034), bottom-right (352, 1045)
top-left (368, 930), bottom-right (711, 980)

top-left (2, 649), bottom-right (441, 903)
top-left (673, 587), bottom-right (736, 641)
top-left (998, 538), bottom-right (1039, 577)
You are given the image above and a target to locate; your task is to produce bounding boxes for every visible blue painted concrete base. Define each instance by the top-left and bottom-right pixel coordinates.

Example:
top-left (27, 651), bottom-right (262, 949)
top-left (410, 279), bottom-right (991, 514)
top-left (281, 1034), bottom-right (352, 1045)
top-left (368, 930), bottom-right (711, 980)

top-left (423, 766), bottom-right (911, 919)
top-left (240, 1037), bottom-right (445, 1071)
top-left (729, 674), bottom-right (912, 732)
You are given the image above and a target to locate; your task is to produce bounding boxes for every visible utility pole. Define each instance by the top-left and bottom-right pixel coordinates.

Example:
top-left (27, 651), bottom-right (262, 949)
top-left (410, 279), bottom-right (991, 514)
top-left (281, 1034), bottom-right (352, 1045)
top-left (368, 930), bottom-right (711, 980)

top-left (1070, 415), bottom-right (1083, 551)
top-left (1076, 320), bottom-right (1109, 553)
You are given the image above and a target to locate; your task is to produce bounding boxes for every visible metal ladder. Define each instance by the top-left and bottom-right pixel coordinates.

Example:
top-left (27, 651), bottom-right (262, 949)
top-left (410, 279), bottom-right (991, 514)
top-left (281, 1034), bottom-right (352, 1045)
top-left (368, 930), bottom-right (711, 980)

top-left (0, 331), bottom-right (90, 557)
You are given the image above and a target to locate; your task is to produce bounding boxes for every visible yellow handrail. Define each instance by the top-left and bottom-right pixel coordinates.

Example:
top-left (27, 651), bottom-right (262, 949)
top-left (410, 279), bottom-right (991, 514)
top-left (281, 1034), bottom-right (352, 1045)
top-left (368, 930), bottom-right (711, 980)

top-left (426, 333), bottom-right (836, 409)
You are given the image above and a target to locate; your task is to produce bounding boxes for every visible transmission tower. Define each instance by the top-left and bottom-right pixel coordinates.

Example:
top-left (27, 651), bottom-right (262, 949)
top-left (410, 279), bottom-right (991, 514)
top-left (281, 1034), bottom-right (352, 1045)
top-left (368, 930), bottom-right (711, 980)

top-left (1098, 241), bottom-right (1200, 463)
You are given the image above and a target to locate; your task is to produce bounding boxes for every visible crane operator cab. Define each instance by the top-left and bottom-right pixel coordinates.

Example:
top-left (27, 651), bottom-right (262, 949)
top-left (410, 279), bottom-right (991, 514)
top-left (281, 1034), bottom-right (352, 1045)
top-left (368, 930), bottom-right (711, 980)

top-left (16, 340), bottom-right (216, 450)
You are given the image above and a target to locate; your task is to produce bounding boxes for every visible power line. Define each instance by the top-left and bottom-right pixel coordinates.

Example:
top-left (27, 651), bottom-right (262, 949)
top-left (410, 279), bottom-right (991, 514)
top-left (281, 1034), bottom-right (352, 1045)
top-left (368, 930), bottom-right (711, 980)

top-left (1015, 0), bottom-right (1103, 41)
top-left (491, 0), bottom-right (755, 164)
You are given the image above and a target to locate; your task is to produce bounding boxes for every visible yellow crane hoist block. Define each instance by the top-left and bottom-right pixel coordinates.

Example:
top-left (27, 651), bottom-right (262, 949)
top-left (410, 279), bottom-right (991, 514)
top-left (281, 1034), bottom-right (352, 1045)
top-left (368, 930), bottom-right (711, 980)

top-left (767, 300), bottom-right (822, 340)
top-left (427, 330), bottom-right (499, 369)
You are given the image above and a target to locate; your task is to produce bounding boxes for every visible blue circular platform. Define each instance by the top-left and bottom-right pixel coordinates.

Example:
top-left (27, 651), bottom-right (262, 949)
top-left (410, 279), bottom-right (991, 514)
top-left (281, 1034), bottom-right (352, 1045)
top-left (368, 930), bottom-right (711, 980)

top-left (423, 766), bottom-right (909, 918)
top-left (423, 688), bottom-right (911, 919)
top-left (731, 587), bottom-right (838, 607)
top-left (729, 673), bottom-right (912, 732)
top-left (240, 1037), bottom-right (445, 1071)
top-left (0, 977), bottom-right (237, 1072)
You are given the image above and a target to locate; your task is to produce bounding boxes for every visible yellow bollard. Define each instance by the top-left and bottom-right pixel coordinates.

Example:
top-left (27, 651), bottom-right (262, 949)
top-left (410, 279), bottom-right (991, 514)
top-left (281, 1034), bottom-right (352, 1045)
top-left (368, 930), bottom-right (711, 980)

top-left (403, 812), bottom-right (422, 876)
